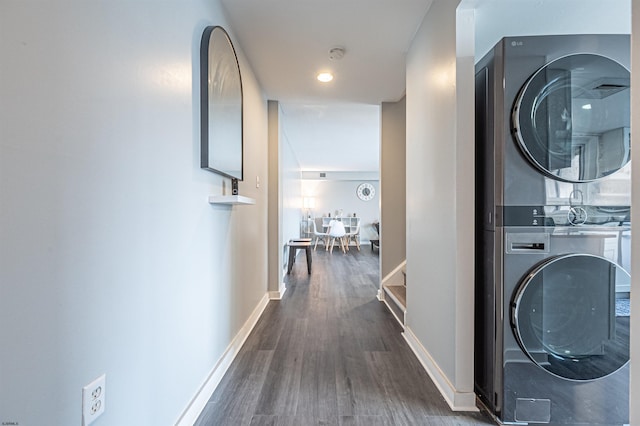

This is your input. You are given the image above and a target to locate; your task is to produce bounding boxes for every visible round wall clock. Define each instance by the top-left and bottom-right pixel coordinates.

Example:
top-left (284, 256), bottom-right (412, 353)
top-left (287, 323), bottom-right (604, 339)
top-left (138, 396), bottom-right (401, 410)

top-left (356, 183), bottom-right (375, 201)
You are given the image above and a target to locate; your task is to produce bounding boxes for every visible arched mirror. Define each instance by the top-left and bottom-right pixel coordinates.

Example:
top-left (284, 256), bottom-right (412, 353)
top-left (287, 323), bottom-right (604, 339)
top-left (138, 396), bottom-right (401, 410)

top-left (200, 26), bottom-right (243, 180)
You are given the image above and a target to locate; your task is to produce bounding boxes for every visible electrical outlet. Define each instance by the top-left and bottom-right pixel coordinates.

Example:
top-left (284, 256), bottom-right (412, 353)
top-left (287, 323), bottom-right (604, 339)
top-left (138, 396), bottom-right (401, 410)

top-left (82, 374), bottom-right (105, 426)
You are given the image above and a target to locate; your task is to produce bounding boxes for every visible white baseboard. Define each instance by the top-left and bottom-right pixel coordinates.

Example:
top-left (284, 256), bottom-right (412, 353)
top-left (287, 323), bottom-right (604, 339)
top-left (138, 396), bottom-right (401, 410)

top-left (382, 297), bottom-right (406, 329)
top-left (174, 292), bottom-right (270, 426)
top-left (381, 260), bottom-right (406, 288)
top-left (402, 326), bottom-right (478, 412)
top-left (269, 281), bottom-right (287, 300)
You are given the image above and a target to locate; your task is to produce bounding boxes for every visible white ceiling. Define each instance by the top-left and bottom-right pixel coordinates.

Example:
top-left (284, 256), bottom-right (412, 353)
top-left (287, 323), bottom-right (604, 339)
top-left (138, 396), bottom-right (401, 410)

top-left (221, 0), bottom-right (631, 173)
top-left (220, 0), bottom-right (433, 104)
top-left (280, 103), bottom-right (381, 172)
top-left (221, 0), bottom-right (434, 173)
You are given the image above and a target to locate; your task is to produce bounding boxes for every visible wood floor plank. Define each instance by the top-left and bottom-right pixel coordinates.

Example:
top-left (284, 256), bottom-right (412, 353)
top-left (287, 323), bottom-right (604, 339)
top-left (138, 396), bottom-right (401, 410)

top-left (250, 415), bottom-right (339, 426)
top-left (418, 414), bottom-right (496, 425)
top-left (339, 415), bottom-right (396, 426)
top-left (365, 350), bottom-right (439, 421)
top-left (296, 351), bottom-right (339, 419)
top-left (253, 318), bottom-right (308, 415)
top-left (195, 248), bottom-right (495, 426)
top-left (194, 350), bottom-right (274, 426)
top-left (335, 350), bottom-right (391, 417)
top-left (242, 303), bottom-right (286, 351)
top-left (302, 299), bottom-right (339, 352)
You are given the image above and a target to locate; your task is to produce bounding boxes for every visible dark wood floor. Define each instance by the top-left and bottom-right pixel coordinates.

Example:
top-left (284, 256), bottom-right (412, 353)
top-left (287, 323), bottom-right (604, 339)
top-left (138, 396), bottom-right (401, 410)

top-left (195, 246), bottom-right (495, 426)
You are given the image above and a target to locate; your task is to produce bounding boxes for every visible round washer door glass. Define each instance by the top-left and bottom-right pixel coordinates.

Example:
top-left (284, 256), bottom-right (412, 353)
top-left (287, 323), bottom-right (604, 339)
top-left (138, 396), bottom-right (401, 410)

top-left (512, 254), bottom-right (630, 380)
top-left (512, 54), bottom-right (630, 183)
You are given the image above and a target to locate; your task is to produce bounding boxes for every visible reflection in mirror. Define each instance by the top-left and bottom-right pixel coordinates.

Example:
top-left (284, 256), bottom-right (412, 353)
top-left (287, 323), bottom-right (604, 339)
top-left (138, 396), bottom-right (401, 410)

top-left (200, 26), bottom-right (243, 180)
top-left (513, 54), bottom-right (630, 183)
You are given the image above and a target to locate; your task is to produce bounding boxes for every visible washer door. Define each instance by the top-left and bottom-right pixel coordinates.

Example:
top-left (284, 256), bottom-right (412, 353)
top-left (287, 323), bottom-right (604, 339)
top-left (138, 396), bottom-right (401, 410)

top-left (512, 54), bottom-right (630, 182)
top-left (512, 254), bottom-right (630, 380)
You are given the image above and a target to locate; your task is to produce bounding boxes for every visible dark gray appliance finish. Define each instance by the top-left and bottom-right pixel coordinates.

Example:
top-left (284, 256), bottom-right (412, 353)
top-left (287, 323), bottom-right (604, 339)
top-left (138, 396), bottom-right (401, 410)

top-left (476, 34), bottom-right (630, 220)
top-left (501, 226), bottom-right (630, 425)
top-left (474, 35), bottom-right (631, 425)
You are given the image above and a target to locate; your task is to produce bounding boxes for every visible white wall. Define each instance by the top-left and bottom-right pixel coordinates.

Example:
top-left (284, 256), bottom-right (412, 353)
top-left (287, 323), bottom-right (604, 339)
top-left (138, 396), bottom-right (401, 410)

top-left (405, 0), bottom-right (476, 410)
top-left (267, 102), bottom-right (302, 293)
top-left (268, 101), bottom-right (283, 292)
top-left (301, 179), bottom-right (379, 243)
top-left (282, 131), bottom-right (304, 261)
top-left (474, 0), bottom-right (631, 61)
top-left (380, 98), bottom-right (407, 279)
top-left (0, 1), bottom-right (269, 425)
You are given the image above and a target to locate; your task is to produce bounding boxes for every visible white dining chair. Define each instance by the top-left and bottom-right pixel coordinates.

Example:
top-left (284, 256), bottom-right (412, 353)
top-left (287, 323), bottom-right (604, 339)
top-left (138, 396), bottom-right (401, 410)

top-left (328, 220), bottom-right (347, 253)
top-left (311, 219), bottom-right (329, 250)
top-left (345, 219), bottom-right (361, 251)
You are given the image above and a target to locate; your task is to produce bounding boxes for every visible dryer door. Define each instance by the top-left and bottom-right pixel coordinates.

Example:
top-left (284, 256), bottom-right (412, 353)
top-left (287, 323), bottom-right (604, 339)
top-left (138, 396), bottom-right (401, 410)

top-left (512, 254), bottom-right (630, 380)
top-left (512, 54), bottom-right (630, 183)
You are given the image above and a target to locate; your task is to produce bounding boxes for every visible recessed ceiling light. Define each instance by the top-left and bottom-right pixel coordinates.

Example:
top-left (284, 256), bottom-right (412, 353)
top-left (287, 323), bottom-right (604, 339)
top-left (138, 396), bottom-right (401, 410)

top-left (317, 72), bottom-right (334, 83)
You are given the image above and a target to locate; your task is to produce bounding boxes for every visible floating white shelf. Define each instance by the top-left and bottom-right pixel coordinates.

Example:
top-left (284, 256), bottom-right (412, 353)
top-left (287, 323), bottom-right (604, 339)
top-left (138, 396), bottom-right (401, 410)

top-left (208, 195), bottom-right (256, 205)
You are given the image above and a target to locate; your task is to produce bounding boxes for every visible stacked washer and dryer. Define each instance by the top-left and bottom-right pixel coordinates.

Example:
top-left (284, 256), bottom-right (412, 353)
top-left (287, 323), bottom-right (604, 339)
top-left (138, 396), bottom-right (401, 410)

top-left (474, 35), bottom-right (631, 425)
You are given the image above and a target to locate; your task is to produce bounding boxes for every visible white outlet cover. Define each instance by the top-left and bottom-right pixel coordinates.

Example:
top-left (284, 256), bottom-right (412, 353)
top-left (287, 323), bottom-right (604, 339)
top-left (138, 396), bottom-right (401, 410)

top-left (82, 374), bottom-right (106, 426)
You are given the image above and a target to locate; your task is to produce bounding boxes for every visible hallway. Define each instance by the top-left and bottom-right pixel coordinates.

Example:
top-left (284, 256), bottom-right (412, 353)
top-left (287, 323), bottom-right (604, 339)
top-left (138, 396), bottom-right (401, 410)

top-left (195, 248), bottom-right (494, 425)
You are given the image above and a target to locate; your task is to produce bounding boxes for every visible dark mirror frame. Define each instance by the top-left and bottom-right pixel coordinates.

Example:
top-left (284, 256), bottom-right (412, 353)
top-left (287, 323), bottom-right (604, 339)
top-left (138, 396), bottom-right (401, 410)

top-left (200, 26), bottom-right (244, 181)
